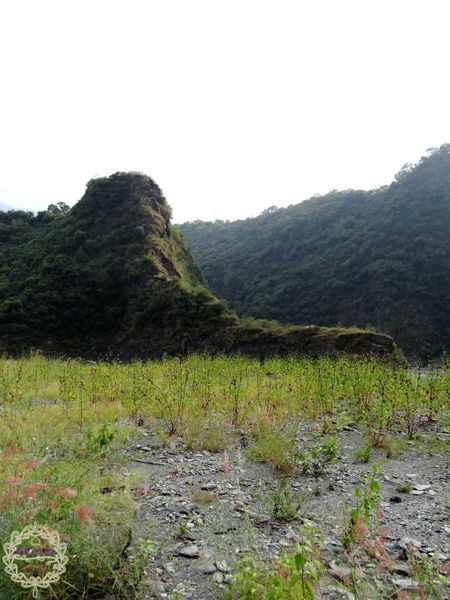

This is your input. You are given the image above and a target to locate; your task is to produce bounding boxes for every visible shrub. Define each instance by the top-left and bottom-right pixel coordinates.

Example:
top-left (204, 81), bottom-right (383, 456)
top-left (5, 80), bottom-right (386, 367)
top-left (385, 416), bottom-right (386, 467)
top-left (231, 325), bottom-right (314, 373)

top-left (295, 438), bottom-right (338, 477)
top-left (271, 479), bottom-right (305, 522)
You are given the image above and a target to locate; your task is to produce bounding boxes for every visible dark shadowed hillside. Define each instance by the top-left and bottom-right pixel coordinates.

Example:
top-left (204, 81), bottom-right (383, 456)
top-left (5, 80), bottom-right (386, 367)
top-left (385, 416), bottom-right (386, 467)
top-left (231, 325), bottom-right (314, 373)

top-left (179, 145), bottom-right (450, 358)
top-left (0, 172), bottom-right (394, 359)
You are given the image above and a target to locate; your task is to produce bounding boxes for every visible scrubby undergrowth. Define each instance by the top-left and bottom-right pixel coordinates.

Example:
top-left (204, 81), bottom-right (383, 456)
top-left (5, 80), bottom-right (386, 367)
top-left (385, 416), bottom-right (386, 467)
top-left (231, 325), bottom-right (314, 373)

top-left (0, 354), bottom-right (448, 599)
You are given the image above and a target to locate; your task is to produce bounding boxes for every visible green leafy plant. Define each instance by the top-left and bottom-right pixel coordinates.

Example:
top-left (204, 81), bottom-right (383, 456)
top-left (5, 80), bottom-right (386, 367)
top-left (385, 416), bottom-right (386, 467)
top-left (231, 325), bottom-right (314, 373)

top-left (354, 443), bottom-right (372, 463)
top-left (228, 526), bottom-right (322, 599)
top-left (271, 479), bottom-right (304, 523)
top-left (341, 465), bottom-right (382, 551)
top-left (177, 522), bottom-right (192, 539)
top-left (406, 544), bottom-right (448, 599)
top-left (183, 416), bottom-right (234, 451)
top-left (395, 482), bottom-right (412, 493)
top-left (296, 438), bottom-right (338, 477)
top-left (382, 436), bottom-right (407, 459)
top-left (85, 423), bottom-right (117, 456)
top-left (248, 423), bottom-right (298, 474)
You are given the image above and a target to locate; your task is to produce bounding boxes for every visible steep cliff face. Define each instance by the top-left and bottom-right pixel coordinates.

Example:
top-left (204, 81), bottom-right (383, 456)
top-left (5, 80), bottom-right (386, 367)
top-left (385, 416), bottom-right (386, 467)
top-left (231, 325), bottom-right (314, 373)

top-left (0, 172), bottom-right (395, 359)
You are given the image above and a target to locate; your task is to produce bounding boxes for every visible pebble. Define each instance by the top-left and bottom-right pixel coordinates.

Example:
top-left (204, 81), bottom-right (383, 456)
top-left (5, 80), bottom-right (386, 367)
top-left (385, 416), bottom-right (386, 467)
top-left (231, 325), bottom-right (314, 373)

top-left (391, 565), bottom-right (410, 576)
top-left (323, 538), bottom-right (341, 547)
top-left (328, 560), bottom-right (355, 580)
top-left (149, 495), bottom-right (163, 504)
top-left (211, 571), bottom-right (223, 585)
top-left (392, 577), bottom-right (418, 590)
top-left (215, 560), bottom-right (229, 572)
top-left (201, 482), bottom-right (217, 490)
top-left (178, 545), bottom-right (200, 558)
top-left (164, 563), bottom-right (175, 574)
top-left (165, 504), bottom-right (197, 514)
top-left (399, 537), bottom-right (421, 549)
top-left (191, 558), bottom-right (216, 574)
top-left (434, 551), bottom-right (448, 561)
top-left (142, 579), bottom-right (166, 596)
top-left (212, 571), bottom-right (224, 584)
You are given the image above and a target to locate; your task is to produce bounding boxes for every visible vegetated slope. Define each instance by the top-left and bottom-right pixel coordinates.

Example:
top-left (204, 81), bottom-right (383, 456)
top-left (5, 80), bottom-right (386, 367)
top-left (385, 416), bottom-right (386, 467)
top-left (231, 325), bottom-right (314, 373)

top-left (179, 145), bottom-right (450, 358)
top-left (0, 172), bottom-right (394, 359)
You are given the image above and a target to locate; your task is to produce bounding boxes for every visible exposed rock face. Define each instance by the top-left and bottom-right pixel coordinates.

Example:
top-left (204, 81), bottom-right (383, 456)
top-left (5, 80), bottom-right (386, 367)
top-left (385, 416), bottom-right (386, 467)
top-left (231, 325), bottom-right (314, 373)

top-left (0, 172), bottom-right (395, 360)
top-left (219, 326), bottom-right (395, 359)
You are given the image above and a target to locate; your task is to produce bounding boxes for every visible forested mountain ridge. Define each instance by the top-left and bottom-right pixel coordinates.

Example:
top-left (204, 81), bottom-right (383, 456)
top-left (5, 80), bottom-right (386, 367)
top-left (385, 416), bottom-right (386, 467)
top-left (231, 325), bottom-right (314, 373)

top-left (0, 173), bottom-right (231, 358)
top-left (178, 145), bottom-right (450, 358)
top-left (0, 172), bottom-right (395, 359)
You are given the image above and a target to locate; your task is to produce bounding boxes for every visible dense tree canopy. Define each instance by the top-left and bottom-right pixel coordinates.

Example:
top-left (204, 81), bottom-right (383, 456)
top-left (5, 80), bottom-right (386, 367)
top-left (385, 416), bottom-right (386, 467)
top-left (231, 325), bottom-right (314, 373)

top-left (179, 145), bottom-right (450, 358)
top-left (0, 172), bottom-right (394, 359)
top-left (0, 173), bottom-right (234, 357)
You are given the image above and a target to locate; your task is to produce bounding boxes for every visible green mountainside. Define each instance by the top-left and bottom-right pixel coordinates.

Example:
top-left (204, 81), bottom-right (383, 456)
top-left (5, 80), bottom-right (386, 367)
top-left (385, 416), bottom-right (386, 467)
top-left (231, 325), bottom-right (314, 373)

top-left (0, 172), bottom-right (394, 359)
top-left (179, 145), bottom-right (450, 358)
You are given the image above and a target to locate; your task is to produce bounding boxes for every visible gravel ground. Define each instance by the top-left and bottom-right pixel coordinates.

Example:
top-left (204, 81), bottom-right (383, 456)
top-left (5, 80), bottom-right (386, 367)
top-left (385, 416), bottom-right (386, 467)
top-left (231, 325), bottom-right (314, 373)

top-left (121, 420), bottom-right (449, 600)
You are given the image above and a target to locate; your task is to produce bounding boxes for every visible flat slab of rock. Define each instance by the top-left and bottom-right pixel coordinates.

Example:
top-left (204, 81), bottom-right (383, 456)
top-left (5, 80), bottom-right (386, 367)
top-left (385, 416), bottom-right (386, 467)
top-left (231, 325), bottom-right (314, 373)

top-left (392, 577), bottom-right (419, 590)
top-left (191, 558), bottom-right (216, 573)
top-left (178, 545), bottom-right (200, 558)
top-left (165, 503), bottom-right (197, 514)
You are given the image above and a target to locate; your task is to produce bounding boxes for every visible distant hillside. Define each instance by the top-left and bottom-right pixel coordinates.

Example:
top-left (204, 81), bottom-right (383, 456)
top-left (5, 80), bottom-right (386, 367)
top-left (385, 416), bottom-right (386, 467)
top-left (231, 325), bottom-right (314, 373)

top-left (179, 145), bottom-right (450, 358)
top-left (0, 172), bottom-right (394, 359)
top-left (0, 201), bottom-right (14, 211)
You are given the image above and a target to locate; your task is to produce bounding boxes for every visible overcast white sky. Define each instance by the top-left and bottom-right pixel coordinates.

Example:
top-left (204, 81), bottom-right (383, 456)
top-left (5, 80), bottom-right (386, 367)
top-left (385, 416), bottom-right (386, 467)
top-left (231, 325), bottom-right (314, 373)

top-left (1, 0), bottom-right (449, 222)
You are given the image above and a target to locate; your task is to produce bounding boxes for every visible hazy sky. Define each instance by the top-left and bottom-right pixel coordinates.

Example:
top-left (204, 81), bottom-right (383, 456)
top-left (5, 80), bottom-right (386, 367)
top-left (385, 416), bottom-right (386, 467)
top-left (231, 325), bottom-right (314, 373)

top-left (1, 0), bottom-right (449, 223)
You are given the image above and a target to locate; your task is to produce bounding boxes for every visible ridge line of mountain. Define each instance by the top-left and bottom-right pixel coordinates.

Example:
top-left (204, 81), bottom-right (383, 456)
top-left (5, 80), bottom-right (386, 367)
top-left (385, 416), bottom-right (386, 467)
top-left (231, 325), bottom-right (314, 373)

top-left (0, 171), bottom-right (396, 360)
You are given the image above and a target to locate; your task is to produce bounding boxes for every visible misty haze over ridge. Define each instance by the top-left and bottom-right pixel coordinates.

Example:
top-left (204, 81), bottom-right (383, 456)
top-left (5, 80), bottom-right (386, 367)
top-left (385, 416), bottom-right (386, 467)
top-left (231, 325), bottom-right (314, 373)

top-left (2, 145), bottom-right (448, 223)
top-left (179, 144), bottom-right (450, 358)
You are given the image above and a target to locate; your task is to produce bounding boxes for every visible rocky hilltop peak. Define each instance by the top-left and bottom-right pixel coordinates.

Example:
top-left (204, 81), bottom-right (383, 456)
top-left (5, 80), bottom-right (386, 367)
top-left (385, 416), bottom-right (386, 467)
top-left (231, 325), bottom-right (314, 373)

top-left (0, 173), bottom-right (395, 359)
top-left (74, 172), bottom-right (171, 236)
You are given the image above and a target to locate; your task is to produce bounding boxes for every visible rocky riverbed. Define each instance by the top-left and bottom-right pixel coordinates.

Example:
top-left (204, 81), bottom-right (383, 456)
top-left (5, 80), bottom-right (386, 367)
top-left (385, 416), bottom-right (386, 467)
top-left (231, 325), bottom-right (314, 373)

top-left (118, 420), bottom-right (449, 600)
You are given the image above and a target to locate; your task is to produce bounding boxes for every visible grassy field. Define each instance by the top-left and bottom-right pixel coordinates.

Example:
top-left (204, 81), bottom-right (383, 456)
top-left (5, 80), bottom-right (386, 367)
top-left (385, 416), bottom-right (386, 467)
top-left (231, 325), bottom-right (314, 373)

top-left (0, 354), bottom-right (448, 599)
